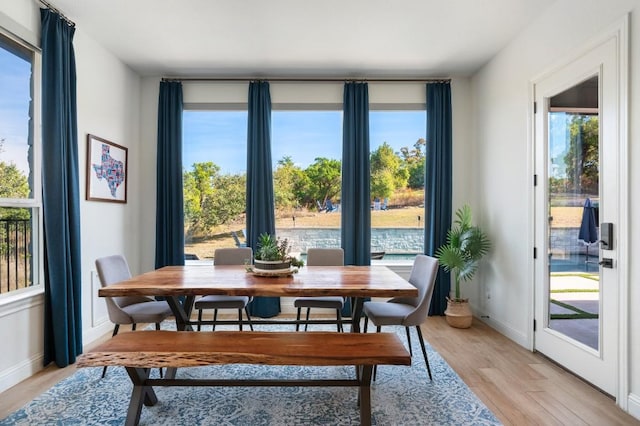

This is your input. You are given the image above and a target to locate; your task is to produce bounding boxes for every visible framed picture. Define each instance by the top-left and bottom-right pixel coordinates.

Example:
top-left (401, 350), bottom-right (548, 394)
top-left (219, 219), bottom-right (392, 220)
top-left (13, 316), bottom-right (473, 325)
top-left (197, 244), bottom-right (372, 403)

top-left (86, 134), bottom-right (128, 203)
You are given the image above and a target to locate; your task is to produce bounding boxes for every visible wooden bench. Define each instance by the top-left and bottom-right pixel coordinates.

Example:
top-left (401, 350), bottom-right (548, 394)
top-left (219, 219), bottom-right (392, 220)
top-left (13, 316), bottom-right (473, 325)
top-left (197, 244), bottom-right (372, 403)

top-left (77, 330), bottom-right (411, 426)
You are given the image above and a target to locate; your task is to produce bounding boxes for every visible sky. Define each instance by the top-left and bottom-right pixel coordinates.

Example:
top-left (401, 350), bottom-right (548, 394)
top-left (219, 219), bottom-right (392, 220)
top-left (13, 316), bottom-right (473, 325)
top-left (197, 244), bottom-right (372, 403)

top-left (182, 110), bottom-right (427, 174)
top-left (0, 46), bottom-right (31, 175)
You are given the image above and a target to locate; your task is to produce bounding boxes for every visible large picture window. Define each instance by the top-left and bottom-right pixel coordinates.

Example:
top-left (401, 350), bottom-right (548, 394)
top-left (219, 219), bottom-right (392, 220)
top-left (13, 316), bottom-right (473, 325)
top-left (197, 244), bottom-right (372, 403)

top-left (0, 31), bottom-right (41, 296)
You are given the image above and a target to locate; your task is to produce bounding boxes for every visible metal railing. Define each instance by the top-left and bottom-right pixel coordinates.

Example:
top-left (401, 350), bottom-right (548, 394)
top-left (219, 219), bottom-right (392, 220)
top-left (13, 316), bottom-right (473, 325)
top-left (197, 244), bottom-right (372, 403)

top-left (0, 219), bottom-right (33, 294)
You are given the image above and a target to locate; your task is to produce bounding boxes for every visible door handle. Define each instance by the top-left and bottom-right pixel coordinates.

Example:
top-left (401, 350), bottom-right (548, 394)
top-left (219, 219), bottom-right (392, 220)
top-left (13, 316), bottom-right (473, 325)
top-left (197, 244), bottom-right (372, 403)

top-left (598, 258), bottom-right (613, 268)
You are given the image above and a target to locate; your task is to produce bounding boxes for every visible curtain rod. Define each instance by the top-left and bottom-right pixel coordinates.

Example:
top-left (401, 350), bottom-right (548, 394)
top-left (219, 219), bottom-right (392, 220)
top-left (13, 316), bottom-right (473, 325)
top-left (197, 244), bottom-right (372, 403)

top-left (38, 0), bottom-right (76, 27)
top-left (162, 77), bottom-right (451, 84)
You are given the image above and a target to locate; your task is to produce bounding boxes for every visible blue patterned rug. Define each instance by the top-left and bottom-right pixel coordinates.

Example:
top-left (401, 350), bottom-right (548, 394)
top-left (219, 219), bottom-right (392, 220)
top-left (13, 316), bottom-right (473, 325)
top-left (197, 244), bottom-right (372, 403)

top-left (1, 323), bottom-right (501, 425)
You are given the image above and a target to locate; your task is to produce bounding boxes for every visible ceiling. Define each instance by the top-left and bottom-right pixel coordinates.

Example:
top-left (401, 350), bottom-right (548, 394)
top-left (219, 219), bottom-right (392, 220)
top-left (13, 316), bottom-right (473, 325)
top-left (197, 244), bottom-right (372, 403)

top-left (50, 0), bottom-right (556, 78)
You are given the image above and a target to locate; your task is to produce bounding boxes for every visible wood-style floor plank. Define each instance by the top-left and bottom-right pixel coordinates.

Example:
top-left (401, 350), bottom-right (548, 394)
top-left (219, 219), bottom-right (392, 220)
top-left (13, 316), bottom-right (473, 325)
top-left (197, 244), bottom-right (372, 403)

top-left (422, 316), bottom-right (639, 426)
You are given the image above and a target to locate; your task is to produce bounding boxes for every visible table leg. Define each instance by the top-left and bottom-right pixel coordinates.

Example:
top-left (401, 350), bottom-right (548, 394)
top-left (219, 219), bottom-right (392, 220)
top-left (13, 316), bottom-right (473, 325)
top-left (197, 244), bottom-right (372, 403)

top-left (358, 365), bottom-right (373, 426)
top-left (125, 368), bottom-right (157, 426)
top-left (351, 297), bottom-right (364, 333)
top-left (166, 296), bottom-right (194, 331)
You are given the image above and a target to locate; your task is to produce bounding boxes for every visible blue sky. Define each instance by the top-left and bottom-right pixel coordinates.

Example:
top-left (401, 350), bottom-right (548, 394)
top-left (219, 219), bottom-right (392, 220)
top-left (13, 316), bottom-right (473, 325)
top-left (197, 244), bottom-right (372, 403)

top-left (183, 110), bottom-right (426, 174)
top-left (0, 47), bottom-right (31, 175)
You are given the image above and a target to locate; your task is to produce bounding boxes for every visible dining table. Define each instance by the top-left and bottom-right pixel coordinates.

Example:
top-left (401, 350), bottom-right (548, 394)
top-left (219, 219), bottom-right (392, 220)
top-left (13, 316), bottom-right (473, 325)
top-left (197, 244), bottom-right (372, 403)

top-left (98, 264), bottom-right (418, 332)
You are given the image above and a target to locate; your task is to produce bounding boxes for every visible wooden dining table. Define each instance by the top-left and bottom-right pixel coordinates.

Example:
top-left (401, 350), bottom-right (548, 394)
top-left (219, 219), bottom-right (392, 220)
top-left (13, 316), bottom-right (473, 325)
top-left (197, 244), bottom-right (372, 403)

top-left (99, 264), bottom-right (418, 332)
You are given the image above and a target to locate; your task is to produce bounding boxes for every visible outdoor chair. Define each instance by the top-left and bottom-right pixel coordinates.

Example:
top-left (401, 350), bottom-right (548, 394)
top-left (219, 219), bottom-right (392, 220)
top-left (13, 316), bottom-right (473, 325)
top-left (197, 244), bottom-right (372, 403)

top-left (363, 254), bottom-right (439, 380)
top-left (95, 254), bottom-right (173, 378)
top-left (195, 247), bottom-right (254, 331)
top-left (231, 231), bottom-right (247, 247)
top-left (293, 248), bottom-right (345, 332)
top-left (325, 200), bottom-right (339, 212)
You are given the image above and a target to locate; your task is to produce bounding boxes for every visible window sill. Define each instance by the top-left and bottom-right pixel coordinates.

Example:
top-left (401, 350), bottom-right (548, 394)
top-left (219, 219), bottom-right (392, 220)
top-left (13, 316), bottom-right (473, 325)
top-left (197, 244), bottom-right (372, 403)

top-left (0, 286), bottom-right (45, 313)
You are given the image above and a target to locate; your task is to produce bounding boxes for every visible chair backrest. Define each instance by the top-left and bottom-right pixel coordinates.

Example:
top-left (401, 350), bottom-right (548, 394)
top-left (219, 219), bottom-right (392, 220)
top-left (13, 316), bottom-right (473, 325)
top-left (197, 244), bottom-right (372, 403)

top-left (214, 247), bottom-right (253, 265)
top-left (95, 255), bottom-right (154, 324)
top-left (306, 248), bottom-right (344, 266)
top-left (402, 254), bottom-right (439, 326)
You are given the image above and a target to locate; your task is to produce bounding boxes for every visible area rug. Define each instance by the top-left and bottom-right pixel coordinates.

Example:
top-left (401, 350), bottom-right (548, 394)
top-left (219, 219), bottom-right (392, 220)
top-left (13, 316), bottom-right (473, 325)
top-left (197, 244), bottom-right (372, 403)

top-left (1, 323), bottom-right (501, 425)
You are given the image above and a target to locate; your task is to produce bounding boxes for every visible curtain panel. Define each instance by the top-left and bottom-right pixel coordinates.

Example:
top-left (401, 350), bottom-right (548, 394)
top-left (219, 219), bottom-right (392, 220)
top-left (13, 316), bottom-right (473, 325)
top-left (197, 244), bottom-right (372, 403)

top-left (155, 81), bottom-right (185, 269)
top-left (40, 9), bottom-right (83, 367)
top-left (424, 82), bottom-right (452, 315)
top-left (246, 81), bottom-right (279, 318)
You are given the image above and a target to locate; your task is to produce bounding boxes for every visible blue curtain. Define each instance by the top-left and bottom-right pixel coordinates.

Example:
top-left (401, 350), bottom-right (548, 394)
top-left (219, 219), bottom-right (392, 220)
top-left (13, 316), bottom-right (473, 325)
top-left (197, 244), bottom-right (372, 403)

top-left (424, 82), bottom-right (452, 315)
top-left (40, 9), bottom-right (82, 367)
top-left (341, 82), bottom-right (371, 316)
top-left (246, 82), bottom-right (279, 317)
top-left (155, 81), bottom-right (185, 269)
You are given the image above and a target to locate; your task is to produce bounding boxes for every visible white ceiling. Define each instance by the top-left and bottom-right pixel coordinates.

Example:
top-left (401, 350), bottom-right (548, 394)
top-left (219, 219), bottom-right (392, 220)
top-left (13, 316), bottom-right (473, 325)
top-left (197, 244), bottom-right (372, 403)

top-left (50, 0), bottom-right (555, 78)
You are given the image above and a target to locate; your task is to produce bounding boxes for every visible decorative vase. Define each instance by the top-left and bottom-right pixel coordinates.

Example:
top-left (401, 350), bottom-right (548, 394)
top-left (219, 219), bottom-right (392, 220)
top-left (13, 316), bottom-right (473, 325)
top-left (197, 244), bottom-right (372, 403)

top-left (444, 298), bottom-right (473, 328)
top-left (253, 259), bottom-right (291, 271)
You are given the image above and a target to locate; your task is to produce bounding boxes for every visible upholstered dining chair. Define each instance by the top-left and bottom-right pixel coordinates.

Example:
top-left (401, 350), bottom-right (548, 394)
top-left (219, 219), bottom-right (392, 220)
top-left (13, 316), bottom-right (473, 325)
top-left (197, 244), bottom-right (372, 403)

top-left (363, 254), bottom-right (439, 380)
top-left (293, 248), bottom-right (345, 332)
top-left (95, 254), bottom-right (173, 378)
top-left (194, 247), bottom-right (254, 331)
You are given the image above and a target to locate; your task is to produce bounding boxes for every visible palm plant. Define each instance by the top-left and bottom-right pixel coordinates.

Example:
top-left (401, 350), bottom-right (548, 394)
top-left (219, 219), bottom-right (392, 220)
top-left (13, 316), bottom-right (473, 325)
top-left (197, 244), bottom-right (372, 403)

top-left (435, 205), bottom-right (491, 300)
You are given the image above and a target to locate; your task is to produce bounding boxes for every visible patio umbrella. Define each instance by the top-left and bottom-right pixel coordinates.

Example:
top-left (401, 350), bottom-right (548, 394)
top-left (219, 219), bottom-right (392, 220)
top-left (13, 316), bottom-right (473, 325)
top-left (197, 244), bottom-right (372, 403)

top-left (578, 198), bottom-right (598, 244)
top-left (578, 198), bottom-right (598, 270)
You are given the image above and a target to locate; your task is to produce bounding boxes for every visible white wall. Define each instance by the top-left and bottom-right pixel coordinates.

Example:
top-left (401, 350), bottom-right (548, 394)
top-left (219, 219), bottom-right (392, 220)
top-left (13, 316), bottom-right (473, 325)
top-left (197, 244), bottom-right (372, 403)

top-left (0, 2), bottom-right (141, 392)
top-left (470, 0), bottom-right (640, 417)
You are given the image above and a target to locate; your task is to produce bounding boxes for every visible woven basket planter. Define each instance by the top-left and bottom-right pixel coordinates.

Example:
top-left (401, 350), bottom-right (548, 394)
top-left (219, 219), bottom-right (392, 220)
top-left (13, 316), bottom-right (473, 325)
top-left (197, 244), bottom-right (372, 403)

top-left (444, 298), bottom-right (473, 329)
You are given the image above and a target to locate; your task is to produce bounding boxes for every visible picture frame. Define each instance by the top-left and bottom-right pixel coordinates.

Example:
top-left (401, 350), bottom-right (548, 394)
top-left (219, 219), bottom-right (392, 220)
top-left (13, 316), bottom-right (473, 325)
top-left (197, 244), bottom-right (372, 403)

top-left (86, 134), bottom-right (128, 203)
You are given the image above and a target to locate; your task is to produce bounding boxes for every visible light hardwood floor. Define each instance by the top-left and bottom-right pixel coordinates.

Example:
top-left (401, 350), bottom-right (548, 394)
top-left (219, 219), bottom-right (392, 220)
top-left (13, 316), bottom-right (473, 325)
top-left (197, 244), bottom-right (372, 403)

top-left (1, 316), bottom-right (638, 425)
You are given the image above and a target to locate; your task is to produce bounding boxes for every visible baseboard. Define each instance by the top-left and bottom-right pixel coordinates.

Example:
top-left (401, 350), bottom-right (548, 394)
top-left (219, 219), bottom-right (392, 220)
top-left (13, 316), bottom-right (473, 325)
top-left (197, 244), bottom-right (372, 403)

top-left (472, 306), bottom-right (529, 349)
top-left (0, 353), bottom-right (45, 394)
top-left (627, 392), bottom-right (640, 420)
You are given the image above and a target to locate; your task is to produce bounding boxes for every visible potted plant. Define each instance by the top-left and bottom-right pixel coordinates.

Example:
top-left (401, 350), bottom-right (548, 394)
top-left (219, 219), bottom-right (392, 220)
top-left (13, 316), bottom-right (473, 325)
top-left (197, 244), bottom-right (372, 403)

top-left (435, 205), bottom-right (491, 328)
top-left (253, 233), bottom-right (304, 271)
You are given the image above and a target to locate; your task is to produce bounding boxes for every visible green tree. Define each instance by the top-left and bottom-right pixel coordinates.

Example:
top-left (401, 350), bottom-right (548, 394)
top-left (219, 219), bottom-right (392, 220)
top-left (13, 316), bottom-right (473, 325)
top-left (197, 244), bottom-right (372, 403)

top-left (274, 156), bottom-right (305, 209)
top-left (400, 138), bottom-right (426, 189)
top-left (564, 115), bottom-right (598, 195)
top-left (183, 162), bottom-right (246, 237)
top-left (304, 157), bottom-right (341, 205)
top-left (370, 142), bottom-right (407, 199)
top-left (0, 158), bottom-right (31, 220)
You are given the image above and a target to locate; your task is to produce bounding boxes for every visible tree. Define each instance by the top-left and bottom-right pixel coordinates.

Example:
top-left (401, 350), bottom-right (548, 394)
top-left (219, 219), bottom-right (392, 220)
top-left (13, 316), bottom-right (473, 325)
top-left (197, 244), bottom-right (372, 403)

top-left (273, 156), bottom-right (305, 210)
top-left (370, 142), bottom-right (407, 199)
top-left (304, 157), bottom-right (341, 205)
top-left (183, 162), bottom-right (246, 237)
top-left (564, 115), bottom-right (598, 195)
top-left (400, 138), bottom-right (426, 189)
top-left (0, 150), bottom-right (31, 220)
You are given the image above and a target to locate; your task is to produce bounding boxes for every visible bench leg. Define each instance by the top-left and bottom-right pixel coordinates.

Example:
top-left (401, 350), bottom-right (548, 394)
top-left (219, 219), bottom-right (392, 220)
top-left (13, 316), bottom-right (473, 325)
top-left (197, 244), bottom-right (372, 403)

top-left (125, 367), bottom-right (158, 426)
top-left (358, 365), bottom-right (373, 426)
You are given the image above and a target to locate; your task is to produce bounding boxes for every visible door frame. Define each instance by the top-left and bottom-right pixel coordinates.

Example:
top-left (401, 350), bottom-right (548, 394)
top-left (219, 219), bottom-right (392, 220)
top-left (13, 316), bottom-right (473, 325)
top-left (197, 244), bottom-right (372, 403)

top-left (528, 15), bottom-right (628, 406)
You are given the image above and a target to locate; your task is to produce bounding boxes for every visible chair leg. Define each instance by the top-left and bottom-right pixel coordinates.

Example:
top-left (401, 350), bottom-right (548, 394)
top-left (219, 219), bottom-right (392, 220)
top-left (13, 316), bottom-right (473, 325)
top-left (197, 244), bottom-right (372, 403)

top-left (405, 327), bottom-right (413, 357)
top-left (336, 309), bottom-right (343, 332)
top-left (363, 316), bottom-right (369, 333)
top-left (155, 323), bottom-right (163, 378)
top-left (415, 325), bottom-right (433, 381)
top-left (132, 323), bottom-right (137, 331)
top-left (212, 309), bottom-right (218, 331)
top-left (296, 307), bottom-right (302, 331)
top-left (238, 309), bottom-right (243, 331)
top-left (197, 309), bottom-right (203, 331)
top-left (102, 324), bottom-right (120, 378)
top-left (244, 307), bottom-right (254, 331)
top-left (304, 308), bottom-right (311, 331)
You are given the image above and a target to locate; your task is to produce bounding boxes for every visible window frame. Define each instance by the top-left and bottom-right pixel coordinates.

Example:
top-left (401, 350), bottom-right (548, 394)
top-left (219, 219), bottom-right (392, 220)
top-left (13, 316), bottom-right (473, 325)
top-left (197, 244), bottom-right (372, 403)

top-left (0, 27), bottom-right (43, 302)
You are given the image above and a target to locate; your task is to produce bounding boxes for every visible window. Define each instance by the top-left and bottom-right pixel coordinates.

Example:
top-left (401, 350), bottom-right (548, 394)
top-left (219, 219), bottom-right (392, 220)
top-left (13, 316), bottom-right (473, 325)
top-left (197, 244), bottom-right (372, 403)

top-left (182, 110), bottom-right (248, 260)
top-left (272, 110), bottom-right (342, 255)
top-left (0, 31), bottom-right (41, 296)
top-left (369, 110), bottom-right (426, 261)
